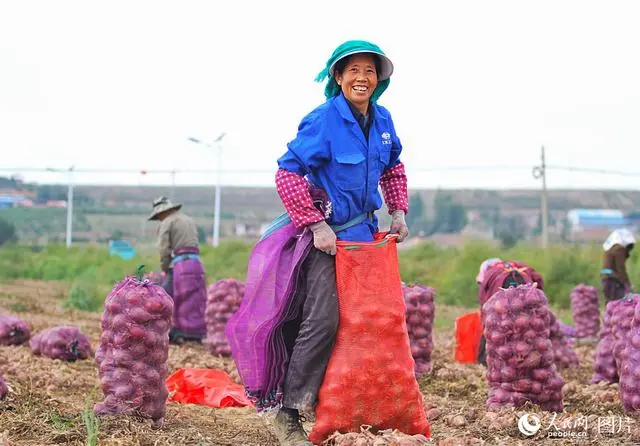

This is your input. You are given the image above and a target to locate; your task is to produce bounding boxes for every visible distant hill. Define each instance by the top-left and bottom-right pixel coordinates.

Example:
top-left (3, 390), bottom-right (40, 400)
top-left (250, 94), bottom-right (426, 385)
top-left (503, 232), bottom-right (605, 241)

top-left (3, 181), bottom-right (640, 245)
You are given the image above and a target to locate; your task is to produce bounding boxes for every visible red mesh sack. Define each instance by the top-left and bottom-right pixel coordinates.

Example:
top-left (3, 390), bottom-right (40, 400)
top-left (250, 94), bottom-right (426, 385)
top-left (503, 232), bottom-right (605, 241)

top-left (403, 283), bottom-right (435, 377)
top-left (0, 315), bottom-right (31, 346)
top-left (570, 284), bottom-right (600, 338)
top-left (93, 267), bottom-right (173, 426)
top-left (548, 312), bottom-right (580, 369)
top-left (0, 374), bottom-right (8, 400)
top-left (29, 326), bottom-right (93, 361)
top-left (592, 299), bottom-right (625, 384)
top-left (483, 284), bottom-right (564, 412)
top-left (309, 234), bottom-right (431, 444)
top-left (204, 278), bottom-right (245, 356)
top-left (454, 311), bottom-right (482, 364)
top-left (611, 296), bottom-right (640, 373)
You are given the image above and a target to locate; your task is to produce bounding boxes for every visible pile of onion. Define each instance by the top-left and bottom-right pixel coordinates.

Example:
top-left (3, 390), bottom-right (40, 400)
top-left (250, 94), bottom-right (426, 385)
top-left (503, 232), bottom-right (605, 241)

top-left (204, 278), bottom-right (245, 356)
top-left (592, 299), bottom-right (625, 384)
top-left (0, 315), bottom-right (31, 346)
top-left (570, 284), bottom-right (600, 338)
top-left (403, 283), bottom-right (435, 377)
top-left (482, 283), bottom-right (564, 412)
top-left (29, 326), bottom-right (93, 361)
top-left (93, 269), bottom-right (173, 426)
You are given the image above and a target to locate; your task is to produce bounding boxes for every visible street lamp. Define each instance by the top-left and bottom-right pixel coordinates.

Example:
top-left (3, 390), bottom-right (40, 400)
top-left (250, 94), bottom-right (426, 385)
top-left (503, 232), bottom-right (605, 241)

top-left (188, 133), bottom-right (226, 247)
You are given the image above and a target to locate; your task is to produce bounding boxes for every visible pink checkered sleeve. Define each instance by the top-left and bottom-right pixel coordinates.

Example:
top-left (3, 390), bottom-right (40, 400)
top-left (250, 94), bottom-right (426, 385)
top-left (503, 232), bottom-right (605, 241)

top-left (275, 168), bottom-right (325, 228)
top-left (379, 162), bottom-right (409, 214)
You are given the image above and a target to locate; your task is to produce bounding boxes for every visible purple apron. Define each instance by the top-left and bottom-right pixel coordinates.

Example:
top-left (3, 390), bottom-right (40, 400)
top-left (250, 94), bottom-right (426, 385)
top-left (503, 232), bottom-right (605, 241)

top-left (170, 246), bottom-right (207, 338)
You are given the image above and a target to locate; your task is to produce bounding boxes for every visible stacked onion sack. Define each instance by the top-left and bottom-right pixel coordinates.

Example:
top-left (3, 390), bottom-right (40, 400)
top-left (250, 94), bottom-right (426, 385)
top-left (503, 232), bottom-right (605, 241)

top-left (204, 278), bottom-right (245, 356)
top-left (0, 374), bottom-right (7, 400)
top-left (94, 266), bottom-right (173, 426)
top-left (570, 284), bottom-right (600, 339)
top-left (0, 315), bottom-right (31, 345)
top-left (402, 283), bottom-right (435, 377)
top-left (619, 296), bottom-right (640, 411)
top-left (548, 312), bottom-right (580, 369)
top-left (592, 299), bottom-right (625, 384)
top-left (30, 326), bottom-right (93, 361)
top-left (611, 296), bottom-right (640, 374)
top-left (482, 283), bottom-right (564, 412)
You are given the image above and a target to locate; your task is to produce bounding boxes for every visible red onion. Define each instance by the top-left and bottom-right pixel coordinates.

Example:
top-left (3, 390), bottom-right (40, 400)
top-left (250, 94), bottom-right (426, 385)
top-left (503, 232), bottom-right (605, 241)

top-left (548, 311), bottom-right (580, 369)
top-left (30, 326), bottom-right (93, 361)
top-left (592, 299), bottom-right (626, 384)
top-left (483, 284), bottom-right (564, 411)
top-left (402, 284), bottom-right (435, 378)
top-left (204, 278), bottom-right (245, 356)
top-left (617, 294), bottom-right (640, 412)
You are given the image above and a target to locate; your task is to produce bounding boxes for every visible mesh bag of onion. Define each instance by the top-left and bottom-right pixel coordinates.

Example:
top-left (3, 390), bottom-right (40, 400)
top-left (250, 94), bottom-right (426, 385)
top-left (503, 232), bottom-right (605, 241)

top-left (204, 278), bottom-right (245, 356)
top-left (402, 283), bottom-right (435, 377)
top-left (592, 299), bottom-right (626, 384)
top-left (93, 266), bottom-right (173, 425)
top-left (570, 284), bottom-right (600, 339)
top-left (143, 271), bottom-right (164, 286)
top-left (0, 315), bottom-right (31, 346)
top-left (548, 312), bottom-right (580, 369)
top-left (309, 234), bottom-right (430, 444)
top-left (619, 295), bottom-right (640, 411)
top-left (482, 283), bottom-right (564, 412)
top-left (29, 326), bottom-right (93, 361)
top-left (612, 295), bottom-right (640, 373)
top-left (0, 374), bottom-right (8, 400)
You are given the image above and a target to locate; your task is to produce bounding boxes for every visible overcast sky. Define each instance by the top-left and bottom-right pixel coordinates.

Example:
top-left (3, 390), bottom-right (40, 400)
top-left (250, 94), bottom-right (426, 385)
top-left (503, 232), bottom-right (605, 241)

top-left (1, 0), bottom-right (640, 190)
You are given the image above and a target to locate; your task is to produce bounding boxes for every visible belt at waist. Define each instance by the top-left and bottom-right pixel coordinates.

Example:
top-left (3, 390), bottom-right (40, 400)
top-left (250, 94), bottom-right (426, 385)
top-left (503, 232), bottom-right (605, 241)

top-left (171, 253), bottom-right (200, 266)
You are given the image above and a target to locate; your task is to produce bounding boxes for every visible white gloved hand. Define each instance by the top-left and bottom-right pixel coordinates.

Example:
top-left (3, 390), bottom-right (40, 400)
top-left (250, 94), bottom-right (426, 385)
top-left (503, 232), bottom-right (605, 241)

top-left (310, 220), bottom-right (337, 255)
top-left (390, 210), bottom-right (409, 242)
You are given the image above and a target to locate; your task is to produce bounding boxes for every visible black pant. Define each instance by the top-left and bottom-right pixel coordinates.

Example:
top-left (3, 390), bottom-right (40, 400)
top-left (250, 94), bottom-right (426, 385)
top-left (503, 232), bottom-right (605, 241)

top-left (477, 334), bottom-right (487, 366)
top-left (282, 248), bottom-right (339, 411)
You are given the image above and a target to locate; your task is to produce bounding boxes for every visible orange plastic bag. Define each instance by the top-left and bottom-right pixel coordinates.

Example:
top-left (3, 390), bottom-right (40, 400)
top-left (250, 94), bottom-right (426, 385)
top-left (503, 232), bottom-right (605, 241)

top-left (309, 233), bottom-right (431, 444)
top-left (166, 368), bottom-right (253, 408)
top-left (454, 311), bottom-right (482, 364)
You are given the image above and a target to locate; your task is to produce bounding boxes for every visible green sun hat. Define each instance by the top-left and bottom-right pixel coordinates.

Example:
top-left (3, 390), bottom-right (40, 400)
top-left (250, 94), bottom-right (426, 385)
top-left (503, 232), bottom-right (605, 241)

top-left (314, 40), bottom-right (394, 102)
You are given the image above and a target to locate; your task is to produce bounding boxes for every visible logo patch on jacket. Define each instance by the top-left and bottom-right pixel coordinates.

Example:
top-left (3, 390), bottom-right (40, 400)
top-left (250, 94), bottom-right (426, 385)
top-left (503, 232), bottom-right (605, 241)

top-left (381, 132), bottom-right (392, 145)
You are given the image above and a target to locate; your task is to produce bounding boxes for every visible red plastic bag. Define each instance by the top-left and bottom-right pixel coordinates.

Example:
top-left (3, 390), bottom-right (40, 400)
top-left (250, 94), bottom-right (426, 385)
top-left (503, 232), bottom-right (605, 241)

top-left (310, 233), bottom-right (431, 444)
top-left (166, 368), bottom-right (253, 408)
top-left (455, 311), bottom-right (482, 364)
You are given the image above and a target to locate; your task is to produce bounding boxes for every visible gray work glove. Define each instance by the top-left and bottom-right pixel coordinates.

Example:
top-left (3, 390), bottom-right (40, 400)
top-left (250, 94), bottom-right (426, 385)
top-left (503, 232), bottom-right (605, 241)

top-left (310, 220), bottom-right (337, 255)
top-left (390, 210), bottom-right (409, 242)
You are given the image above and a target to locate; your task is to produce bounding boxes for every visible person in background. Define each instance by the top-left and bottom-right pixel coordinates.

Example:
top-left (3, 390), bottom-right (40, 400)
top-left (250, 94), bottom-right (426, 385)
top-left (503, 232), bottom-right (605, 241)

top-left (271, 40), bottom-right (409, 446)
top-left (602, 228), bottom-right (636, 301)
top-left (148, 196), bottom-right (207, 344)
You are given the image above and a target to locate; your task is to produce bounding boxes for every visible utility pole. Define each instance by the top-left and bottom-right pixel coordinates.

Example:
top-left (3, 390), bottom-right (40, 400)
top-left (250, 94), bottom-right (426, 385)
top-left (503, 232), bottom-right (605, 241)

top-left (533, 146), bottom-right (549, 248)
top-left (65, 166), bottom-right (75, 248)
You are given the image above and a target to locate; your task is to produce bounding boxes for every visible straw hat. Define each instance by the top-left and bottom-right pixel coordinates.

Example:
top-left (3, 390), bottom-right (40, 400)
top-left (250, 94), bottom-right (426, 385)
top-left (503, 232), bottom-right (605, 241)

top-left (148, 196), bottom-right (182, 221)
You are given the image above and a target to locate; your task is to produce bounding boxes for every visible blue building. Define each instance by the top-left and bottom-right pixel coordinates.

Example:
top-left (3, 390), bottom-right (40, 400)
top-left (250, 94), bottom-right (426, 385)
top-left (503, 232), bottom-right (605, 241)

top-left (0, 195), bottom-right (26, 209)
top-left (567, 209), bottom-right (633, 232)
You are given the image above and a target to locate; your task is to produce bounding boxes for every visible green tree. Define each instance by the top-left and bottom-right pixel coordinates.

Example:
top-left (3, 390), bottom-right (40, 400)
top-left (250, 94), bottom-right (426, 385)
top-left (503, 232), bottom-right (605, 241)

top-left (0, 217), bottom-right (18, 246)
top-left (197, 226), bottom-right (207, 244)
top-left (427, 190), bottom-right (468, 234)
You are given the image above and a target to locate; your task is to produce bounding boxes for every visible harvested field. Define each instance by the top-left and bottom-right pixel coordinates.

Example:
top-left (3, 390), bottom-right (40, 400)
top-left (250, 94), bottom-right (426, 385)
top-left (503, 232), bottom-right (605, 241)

top-left (1, 280), bottom-right (640, 445)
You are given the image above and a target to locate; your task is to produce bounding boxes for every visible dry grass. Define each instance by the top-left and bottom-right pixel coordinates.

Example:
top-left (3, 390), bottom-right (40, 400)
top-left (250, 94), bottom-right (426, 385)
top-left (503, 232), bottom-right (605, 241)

top-left (1, 280), bottom-right (640, 445)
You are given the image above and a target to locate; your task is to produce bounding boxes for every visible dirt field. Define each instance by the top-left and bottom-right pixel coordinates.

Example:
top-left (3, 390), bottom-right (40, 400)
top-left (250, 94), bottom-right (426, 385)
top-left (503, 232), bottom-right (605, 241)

top-left (1, 280), bottom-right (640, 445)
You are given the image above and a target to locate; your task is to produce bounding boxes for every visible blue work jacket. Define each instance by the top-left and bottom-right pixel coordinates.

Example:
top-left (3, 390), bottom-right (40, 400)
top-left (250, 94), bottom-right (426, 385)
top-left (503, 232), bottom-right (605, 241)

top-left (277, 93), bottom-right (403, 242)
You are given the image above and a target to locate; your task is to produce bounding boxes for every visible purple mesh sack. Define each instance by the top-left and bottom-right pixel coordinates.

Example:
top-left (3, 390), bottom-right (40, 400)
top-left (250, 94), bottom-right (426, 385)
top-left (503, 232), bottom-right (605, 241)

top-left (204, 278), bottom-right (245, 356)
top-left (225, 222), bottom-right (313, 410)
top-left (570, 284), bottom-right (600, 338)
top-left (0, 374), bottom-right (7, 400)
top-left (0, 315), bottom-right (31, 345)
top-left (483, 284), bottom-right (564, 412)
top-left (592, 299), bottom-right (625, 384)
top-left (30, 326), bottom-right (93, 361)
top-left (620, 296), bottom-right (640, 411)
top-left (403, 284), bottom-right (435, 377)
top-left (94, 268), bottom-right (173, 426)
top-left (612, 296), bottom-right (640, 373)
top-left (549, 312), bottom-right (580, 369)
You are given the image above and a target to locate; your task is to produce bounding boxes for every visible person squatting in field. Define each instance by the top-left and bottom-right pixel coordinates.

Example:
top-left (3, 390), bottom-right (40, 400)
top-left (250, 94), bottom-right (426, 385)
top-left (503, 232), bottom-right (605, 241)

top-left (148, 196), bottom-right (207, 344)
top-left (601, 228), bottom-right (635, 301)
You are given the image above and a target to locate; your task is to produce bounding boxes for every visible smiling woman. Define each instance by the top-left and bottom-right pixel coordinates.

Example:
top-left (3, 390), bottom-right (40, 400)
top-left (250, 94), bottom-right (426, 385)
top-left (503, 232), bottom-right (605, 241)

top-left (225, 39), bottom-right (411, 446)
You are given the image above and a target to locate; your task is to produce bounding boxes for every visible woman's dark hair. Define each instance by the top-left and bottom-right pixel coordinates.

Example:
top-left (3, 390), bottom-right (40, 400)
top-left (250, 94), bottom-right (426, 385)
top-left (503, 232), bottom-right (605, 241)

top-left (333, 53), bottom-right (382, 77)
